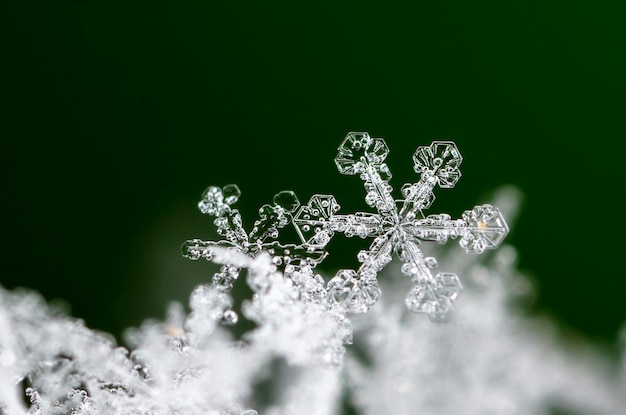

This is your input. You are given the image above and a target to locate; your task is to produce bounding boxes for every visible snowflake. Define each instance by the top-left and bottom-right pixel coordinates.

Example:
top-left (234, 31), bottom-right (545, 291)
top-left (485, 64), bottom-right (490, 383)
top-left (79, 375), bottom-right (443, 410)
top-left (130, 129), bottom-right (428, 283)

top-left (183, 132), bottom-right (509, 322)
top-left (294, 132), bottom-right (509, 321)
top-left (182, 186), bottom-right (325, 287)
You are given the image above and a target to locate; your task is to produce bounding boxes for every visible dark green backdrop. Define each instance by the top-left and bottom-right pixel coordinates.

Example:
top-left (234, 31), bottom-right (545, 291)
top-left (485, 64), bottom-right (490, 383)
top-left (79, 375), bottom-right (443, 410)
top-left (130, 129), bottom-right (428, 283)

top-left (2, 1), bottom-right (624, 343)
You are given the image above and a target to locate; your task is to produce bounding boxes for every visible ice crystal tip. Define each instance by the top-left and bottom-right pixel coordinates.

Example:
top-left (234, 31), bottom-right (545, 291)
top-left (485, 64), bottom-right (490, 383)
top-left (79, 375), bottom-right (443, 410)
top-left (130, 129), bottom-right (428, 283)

top-left (335, 132), bottom-right (390, 175)
top-left (183, 131), bottom-right (509, 322)
top-left (413, 141), bottom-right (462, 188)
top-left (272, 190), bottom-right (300, 212)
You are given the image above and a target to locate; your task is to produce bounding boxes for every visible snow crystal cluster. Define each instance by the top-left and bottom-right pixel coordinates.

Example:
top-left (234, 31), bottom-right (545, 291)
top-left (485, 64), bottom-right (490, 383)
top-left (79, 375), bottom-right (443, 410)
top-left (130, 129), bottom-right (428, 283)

top-left (183, 132), bottom-right (509, 322)
top-left (1, 134), bottom-right (624, 415)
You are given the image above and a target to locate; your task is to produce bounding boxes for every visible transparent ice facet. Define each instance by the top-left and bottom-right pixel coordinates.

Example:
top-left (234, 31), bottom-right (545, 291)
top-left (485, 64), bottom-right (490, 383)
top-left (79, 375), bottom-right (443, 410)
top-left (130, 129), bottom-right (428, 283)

top-left (434, 272), bottom-right (463, 301)
top-left (427, 296), bottom-right (454, 322)
top-left (327, 270), bottom-right (381, 314)
top-left (412, 141), bottom-right (462, 188)
top-left (273, 190), bottom-right (300, 212)
top-left (405, 283), bottom-right (438, 314)
top-left (335, 132), bottom-right (374, 175)
top-left (293, 195), bottom-right (341, 247)
top-left (222, 184), bottom-right (242, 205)
top-left (459, 204), bottom-right (509, 254)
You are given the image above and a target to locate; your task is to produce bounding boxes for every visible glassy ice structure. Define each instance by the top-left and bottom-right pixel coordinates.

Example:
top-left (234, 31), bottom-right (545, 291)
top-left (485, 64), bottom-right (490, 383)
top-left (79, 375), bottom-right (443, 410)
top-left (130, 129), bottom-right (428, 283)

top-left (183, 132), bottom-right (509, 322)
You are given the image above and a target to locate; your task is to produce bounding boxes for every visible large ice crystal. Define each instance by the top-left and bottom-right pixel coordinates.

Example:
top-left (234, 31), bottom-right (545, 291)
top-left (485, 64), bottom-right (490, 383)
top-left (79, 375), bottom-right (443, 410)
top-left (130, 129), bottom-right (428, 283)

top-left (317, 133), bottom-right (508, 320)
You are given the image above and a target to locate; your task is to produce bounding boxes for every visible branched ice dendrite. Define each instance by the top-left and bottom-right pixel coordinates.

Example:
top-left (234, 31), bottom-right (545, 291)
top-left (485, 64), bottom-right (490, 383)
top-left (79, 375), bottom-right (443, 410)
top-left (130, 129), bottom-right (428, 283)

top-left (183, 132), bottom-right (509, 322)
top-left (182, 186), bottom-right (326, 288)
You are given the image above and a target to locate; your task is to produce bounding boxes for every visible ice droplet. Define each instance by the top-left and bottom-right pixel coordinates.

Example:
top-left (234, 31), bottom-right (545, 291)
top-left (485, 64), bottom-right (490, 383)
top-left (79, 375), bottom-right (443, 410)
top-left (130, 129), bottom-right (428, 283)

top-left (221, 309), bottom-right (239, 325)
top-left (273, 190), bottom-right (300, 212)
top-left (222, 184), bottom-right (241, 205)
top-left (424, 256), bottom-right (438, 269)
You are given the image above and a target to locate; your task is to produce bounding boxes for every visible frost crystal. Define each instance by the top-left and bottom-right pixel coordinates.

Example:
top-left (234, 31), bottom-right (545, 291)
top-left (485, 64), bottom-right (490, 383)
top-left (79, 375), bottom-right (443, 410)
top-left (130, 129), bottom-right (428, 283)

top-left (184, 132), bottom-right (509, 321)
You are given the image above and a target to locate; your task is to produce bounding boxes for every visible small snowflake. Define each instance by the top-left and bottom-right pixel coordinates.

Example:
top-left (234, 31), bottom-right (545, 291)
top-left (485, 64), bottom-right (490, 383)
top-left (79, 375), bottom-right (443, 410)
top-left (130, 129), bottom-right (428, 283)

top-left (182, 186), bottom-right (327, 290)
top-left (183, 132), bottom-right (509, 322)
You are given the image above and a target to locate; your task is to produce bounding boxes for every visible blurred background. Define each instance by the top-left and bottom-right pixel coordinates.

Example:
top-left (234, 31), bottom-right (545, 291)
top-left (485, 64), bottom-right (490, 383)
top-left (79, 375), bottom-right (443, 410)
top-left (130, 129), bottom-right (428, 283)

top-left (1, 1), bottom-right (624, 345)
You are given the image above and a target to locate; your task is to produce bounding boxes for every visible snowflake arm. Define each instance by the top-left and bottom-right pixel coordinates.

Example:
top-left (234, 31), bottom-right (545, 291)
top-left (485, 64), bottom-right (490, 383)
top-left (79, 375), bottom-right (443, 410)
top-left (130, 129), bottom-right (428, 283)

top-left (292, 194), bottom-right (385, 247)
top-left (198, 185), bottom-right (248, 246)
top-left (330, 212), bottom-right (386, 238)
top-left (355, 230), bottom-right (394, 280)
top-left (398, 238), bottom-right (463, 322)
top-left (398, 141), bottom-right (462, 218)
top-left (335, 133), bottom-right (396, 217)
top-left (405, 205), bottom-right (509, 254)
top-left (262, 241), bottom-right (328, 268)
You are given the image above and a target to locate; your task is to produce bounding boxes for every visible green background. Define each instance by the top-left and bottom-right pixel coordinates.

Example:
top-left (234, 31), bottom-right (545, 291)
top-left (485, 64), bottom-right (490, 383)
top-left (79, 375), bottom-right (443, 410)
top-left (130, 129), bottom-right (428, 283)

top-left (2, 1), bottom-right (624, 344)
